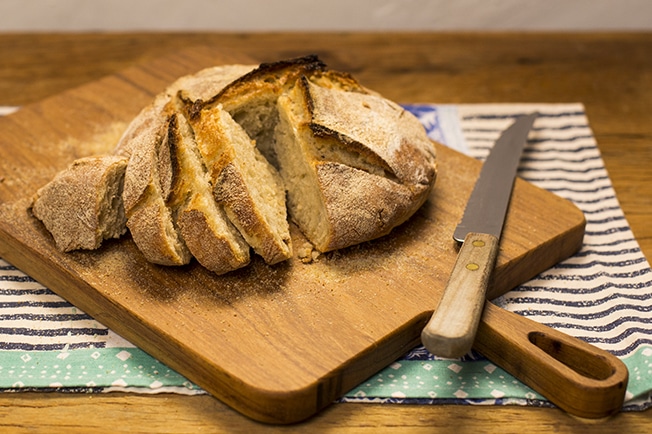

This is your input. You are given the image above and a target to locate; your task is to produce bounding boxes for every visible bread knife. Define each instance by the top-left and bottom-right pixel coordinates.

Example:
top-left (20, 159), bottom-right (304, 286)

top-left (421, 113), bottom-right (537, 358)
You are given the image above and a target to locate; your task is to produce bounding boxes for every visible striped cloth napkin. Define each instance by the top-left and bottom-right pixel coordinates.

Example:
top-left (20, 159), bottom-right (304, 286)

top-left (1, 104), bottom-right (651, 411)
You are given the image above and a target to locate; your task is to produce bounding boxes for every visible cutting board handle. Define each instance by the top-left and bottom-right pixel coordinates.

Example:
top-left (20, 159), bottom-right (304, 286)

top-left (474, 302), bottom-right (629, 419)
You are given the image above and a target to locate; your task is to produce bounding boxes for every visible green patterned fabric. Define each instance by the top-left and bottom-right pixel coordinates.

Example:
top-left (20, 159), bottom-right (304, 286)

top-left (2, 344), bottom-right (652, 406)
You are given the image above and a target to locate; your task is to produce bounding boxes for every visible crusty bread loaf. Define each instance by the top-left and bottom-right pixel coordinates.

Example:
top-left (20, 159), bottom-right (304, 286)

top-left (31, 155), bottom-right (128, 252)
top-left (32, 55), bottom-right (438, 275)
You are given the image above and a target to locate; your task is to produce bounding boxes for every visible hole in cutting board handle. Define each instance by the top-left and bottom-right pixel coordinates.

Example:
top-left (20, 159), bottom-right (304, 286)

top-left (527, 331), bottom-right (615, 381)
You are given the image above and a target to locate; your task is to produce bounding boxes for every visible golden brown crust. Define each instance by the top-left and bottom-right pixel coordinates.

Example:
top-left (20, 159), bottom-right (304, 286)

top-left (122, 111), bottom-right (190, 266)
top-left (215, 162), bottom-right (291, 265)
top-left (114, 94), bottom-right (170, 160)
top-left (315, 162), bottom-right (424, 251)
top-left (120, 104), bottom-right (170, 214)
top-left (196, 55), bottom-right (327, 115)
top-left (177, 205), bottom-right (250, 275)
top-left (306, 78), bottom-right (436, 188)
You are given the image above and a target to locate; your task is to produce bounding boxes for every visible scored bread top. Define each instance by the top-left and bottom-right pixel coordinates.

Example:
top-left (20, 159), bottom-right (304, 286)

top-left (305, 78), bottom-right (437, 189)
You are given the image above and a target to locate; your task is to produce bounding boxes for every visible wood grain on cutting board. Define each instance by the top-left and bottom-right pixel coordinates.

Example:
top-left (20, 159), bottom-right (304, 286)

top-left (0, 46), bottom-right (585, 423)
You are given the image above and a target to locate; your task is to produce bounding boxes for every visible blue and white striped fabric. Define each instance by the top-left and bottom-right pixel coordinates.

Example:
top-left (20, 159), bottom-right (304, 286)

top-left (1, 104), bottom-right (651, 409)
top-left (456, 104), bottom-right (652, 357)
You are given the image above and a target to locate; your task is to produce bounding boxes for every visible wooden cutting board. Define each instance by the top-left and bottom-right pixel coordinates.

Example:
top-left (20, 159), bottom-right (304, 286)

top-left (0, 46), bottom-right (585, 424)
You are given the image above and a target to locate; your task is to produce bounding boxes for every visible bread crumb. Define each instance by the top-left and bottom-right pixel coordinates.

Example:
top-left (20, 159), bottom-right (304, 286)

top-left (297, 241), bottom-right (321, 263)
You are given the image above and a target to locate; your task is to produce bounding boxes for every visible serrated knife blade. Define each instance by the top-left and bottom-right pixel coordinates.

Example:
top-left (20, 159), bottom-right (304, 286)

top-left (421, 113), bottom-right (537, 358)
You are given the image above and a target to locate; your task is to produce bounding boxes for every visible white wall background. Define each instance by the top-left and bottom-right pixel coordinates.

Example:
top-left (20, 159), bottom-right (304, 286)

top-left (1, 0), bottom-right (650, 32)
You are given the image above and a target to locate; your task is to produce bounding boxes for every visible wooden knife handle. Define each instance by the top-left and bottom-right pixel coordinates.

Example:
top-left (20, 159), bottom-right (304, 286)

top-left (421, 232), bottom-right (499, 358)
top-left (475, 301), bottom-right (629, 419)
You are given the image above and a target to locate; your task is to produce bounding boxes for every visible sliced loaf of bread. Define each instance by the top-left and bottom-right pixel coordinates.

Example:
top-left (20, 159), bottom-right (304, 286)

top-left (32, 56), bottom-right (438, 276)
top-left (116, 65), bottom-right (258, 269)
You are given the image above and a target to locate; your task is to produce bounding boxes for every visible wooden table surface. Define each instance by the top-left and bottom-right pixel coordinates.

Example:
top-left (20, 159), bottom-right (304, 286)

top-left (0, 32), bottom-right (651, 432)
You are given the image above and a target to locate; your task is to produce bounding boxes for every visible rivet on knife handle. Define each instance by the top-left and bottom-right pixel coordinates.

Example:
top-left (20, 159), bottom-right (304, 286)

top-left (421, 232), bottom-right (499, 358)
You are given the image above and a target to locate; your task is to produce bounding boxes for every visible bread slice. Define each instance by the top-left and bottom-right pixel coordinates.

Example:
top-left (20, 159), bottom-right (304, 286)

top-left (167, 112), bottom-right (251, 274)
top-left (31, 155), bottom-right (128, 252)
top-left (191, 106), bottom-right (292, 265)
top-left (121, 105), bottom-right (191, 266)
top-left (274, 77), bottom-right (437, 252)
